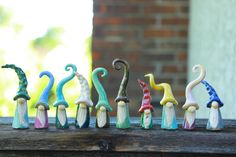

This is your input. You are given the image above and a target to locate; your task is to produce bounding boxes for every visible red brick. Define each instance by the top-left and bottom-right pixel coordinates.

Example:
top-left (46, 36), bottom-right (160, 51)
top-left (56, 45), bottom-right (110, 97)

top-left (162, 65), bottom-right (178, 73)
top-left (144, 6), bottom-right (176, 13)
top-left (178, 52), bottom-right (187, 61)
top-left (161, 18), bottom-right (188, 25)
top-left (178, 30), bottom-right (188, 37)
top-left (94, 17), bottom-right (156, 25)
top-left (144, 29), bottom-right (175, 38)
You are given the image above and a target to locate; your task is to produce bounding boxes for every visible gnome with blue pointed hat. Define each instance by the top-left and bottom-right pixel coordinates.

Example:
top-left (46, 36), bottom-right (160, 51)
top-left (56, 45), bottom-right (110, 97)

top-left (202, 80), bottom-right (224, 131)
top-left (2, 64), bottom-right (30, 129)
top-left (54, 64), bottom-right (77, 129)
top-left (75, 72), bottom-right (93, 128)
top-left (34, 71), bottom-right (54, 129)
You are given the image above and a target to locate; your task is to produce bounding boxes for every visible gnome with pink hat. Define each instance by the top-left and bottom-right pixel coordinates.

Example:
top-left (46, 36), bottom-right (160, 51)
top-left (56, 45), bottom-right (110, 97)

top-left (138, 79), bottom-right (154, 129)
top-left (202, 80), bottom-right (224, 131)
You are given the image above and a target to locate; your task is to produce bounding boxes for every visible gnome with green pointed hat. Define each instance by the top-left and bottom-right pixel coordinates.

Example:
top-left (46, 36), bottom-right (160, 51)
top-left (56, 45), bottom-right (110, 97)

top-left (54, 64), bottom-right (77, 129)
top-left (75, 72), bottom-right (93, 128)
top-left (92, 67), bottom-right (112, 128)
top-left (34, 71), bottom-right (54, 129)
top-left (2, 64), bottom-right (30, 129)
top-left (112, 58), bottom-right (130, 129)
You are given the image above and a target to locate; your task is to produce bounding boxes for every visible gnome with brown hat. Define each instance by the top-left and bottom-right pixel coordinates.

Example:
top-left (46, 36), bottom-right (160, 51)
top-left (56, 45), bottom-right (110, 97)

top-left (112, 58), bottom-right (130, 129)
top-left (75, 72), bottom-right (93, 128)
top-left (138, 79), bottom-right (154, 129)
top-left (2, 64), bottom-right (30, 129)
top-left (202, 80), bottom-right (224, 131)
top-left (182, 64), bottom-right (206, 130)
top-left (145, 73), bottom-right (178, 130)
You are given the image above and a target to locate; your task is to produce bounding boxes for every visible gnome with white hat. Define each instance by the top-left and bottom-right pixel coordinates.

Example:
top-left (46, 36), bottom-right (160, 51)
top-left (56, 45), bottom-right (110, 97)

top-left (54, 64), bottom-right (77, 129)
top-left (202, 80), bottom-right (224, 131)
top-left (138, 79), bottom-right (154, 129)
top-left (112, 58), bottom-right (130, 129)
top-left (2, 64), bottom-right (30, 129)
top-left (92, 67), bottom-right (112, 128)
top-left (145, 73), bottom-right (178, 130)
top-left (34, 71), bottom-right (54, 129)
top-left (75, 72), bottom-right (93, 128)
top-left (182, 64), bottom-right (206, 130)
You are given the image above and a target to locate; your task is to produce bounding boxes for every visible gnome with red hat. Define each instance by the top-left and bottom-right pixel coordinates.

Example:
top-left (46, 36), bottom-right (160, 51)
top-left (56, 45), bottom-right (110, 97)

top-left (138, 79), bottom-right (154, 129)
top-left (202, 80), bottom-right (224, 131)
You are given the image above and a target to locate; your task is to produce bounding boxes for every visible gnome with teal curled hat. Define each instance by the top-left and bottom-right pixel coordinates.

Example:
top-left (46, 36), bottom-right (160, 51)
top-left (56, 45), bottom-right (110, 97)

top-left (75, 72), bottom-right (93, 128)
top-left (92, 67), bottom-right (112, 128)
top-left (202, 80), bottom-right (224, 131)
top-left (54, 64), bottom-right (77, 129)
top-left (34, 71), bottom-right (54, 129)
top-left (2, 64), bottom-right (30, 129)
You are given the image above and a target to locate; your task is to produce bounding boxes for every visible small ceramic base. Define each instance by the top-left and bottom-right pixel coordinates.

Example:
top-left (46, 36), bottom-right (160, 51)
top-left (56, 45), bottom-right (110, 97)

top-left (161, 105), bottom-right (177, 130)
top-left (55, 106), bottom-right (69, 129)
top-left (12, 102), bottom-right (29, 129)
top-left (75, 105), bottom-right (90, 128)
top-left (140, 112), bottom-right (152, 129)
top-left (116, 102), bottom-right (130, 129)
top-left (96, 110), bottom-right (110, 128)
top-left (34, 109), bottom-right (48, 129)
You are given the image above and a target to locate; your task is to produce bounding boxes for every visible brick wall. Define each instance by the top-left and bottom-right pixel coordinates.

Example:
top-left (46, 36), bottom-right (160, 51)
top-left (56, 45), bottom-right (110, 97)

top-left (92, 0), bottom-right (189, 116)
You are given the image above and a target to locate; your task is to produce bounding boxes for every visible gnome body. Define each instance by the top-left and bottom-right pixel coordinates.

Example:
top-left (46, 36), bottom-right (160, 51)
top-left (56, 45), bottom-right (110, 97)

top-left (138, 79), bottom-right (154, 129)
top-left (112, 59), bottom-right (130, 129)
top-left (202, 80), bottom-right (224, 131)
top-left (75, 72), bottom-right (93, 128)
top-left (182, 64), bottom-right (206, 130)
top-left (145, 74), bottom-right (178, 130)
top-left (92, 67), bottom-right (112, 128)
top-left (2, 64), bottom-right (30, 129)
top-left (34, 71), bottom-right (54, 129)
top-left (54, 64), bottom-right (77, 129)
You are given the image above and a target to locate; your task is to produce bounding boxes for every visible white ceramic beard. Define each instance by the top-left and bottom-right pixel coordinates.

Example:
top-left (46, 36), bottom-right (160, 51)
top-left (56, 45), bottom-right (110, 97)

top-left (58, 107), bottom-right (66, 126)
top-left (185, 110), bottom-right (196, 126)
top-left (17, 100), bottom-right (27, 127)
top-left (165, 105), bottom-right (175, 127)
top-left (117, 103), bottom-right (127, 124)
top-left (77, 106), bottom-right (87, 127)
top-left (209, 107), bottom-right (219, 128)
top-left (143, 109), bottom-right (151, 129)
top-left (37, 108), bottom-right (46, 126)
top-left (97, 109), bottom-right (107, 128)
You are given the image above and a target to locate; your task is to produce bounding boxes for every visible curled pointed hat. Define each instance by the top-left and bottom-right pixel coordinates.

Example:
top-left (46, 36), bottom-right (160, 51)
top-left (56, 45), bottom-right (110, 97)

top-left (145, 73), bottom-right (178, 106)
top-left (92, 67), bottom-right (112, 112)
top-left (75, 72), bottom-right (93, 107)
top-left (2, 64), bottom-right (30, 101)
top-left (201, 80), bottom-right (223, 108)
top-left (35, 71), bottom-right (54, 110)
top-left (54, 64), bottom-right (77, 108)
top-left (112, 58), bottom-right (130, 103)
top-left (138, 79), bottom-right (154, 113)
top-left (182, 64), bottom-right (206, 110)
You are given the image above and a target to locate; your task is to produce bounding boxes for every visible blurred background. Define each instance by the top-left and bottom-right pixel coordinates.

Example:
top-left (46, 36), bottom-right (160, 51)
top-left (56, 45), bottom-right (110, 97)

top-left (0, 0), bottom-right (235, 119)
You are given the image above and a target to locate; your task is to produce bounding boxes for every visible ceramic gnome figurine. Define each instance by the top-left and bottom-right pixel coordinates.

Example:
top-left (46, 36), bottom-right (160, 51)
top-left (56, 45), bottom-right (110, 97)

top-left (112, 58), bottom-right (130, 129)
top-left (202, 80), bottom-right (224, 131)
top-left (2, 64), bottom-right (30, 129)
top-left (138, 79), bottom-right (154, 129)
top-left (92, 67), bottom-right (112, 128)
top-left (34, 71), bottom-right (54, 129)
top-left (54, 64), bottom-right (77, 129)
top-left (182, 64), bottom-right (206, 130)
top-left (75, 72), bottom-right (93, 128)
top-left (145, 73), bottom-right (178, 130)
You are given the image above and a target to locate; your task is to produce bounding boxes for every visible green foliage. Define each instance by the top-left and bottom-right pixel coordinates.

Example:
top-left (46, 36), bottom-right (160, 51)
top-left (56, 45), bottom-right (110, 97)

top-left (0, 5), bottom-right (12, 26)
top-left (31, 27), bottom-right (64, 53)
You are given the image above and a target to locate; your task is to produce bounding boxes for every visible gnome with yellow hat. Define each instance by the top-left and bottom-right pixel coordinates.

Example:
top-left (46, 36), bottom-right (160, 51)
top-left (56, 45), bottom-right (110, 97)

top-left (145, 73), bottom-right (178, 130)
top-left (182, 64), bottom-right (206, 130)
